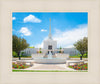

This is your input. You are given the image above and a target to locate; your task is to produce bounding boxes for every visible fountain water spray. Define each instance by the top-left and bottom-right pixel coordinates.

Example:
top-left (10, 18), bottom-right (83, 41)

top-left (47, 51), bottom-right (53, 59)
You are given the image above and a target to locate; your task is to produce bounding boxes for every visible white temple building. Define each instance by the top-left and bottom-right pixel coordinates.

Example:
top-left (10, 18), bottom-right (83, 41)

top-left (21, 19), bottom-right (80, 56)
top-left (43, 19), bottom-right (57, 55)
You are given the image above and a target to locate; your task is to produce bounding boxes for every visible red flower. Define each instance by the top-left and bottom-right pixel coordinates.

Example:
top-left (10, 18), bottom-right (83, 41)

top-left (22, 66), bottom-right (24, 69)
top-left (74, 66), bottom-right (77, 69)
top-left (78, 67), bottom-right (80, 69)
top-left (17, 65), bottom-right (18, 68)
top-left (20, 64), bottom-right (22, 66)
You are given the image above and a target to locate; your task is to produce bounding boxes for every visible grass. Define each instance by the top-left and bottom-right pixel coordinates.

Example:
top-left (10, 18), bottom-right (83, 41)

top-left (13, 56), bottom-right (31, 58)
top-left (69, 55), bottom-right (87, 58)
top-left (12, 69), bottom-right (88, 72)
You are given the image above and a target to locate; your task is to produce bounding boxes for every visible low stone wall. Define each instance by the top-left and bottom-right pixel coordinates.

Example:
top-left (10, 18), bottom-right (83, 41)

top-left (69, 58), bottom-right (88, 61)
top-left (12, 57), bottom-right (88, 61)
top-left (34, 58), bottom-right (66, 64)
top-left (12, 53), bottom-right (70, 61)
top-left (12, 58), bottom-right (32, 61)
top-left (16, 60), bottom-right (34, 66)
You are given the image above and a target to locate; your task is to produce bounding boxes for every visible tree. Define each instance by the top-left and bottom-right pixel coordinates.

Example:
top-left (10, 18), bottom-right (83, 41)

top-left (21, 52), bottom-right (25, 56)
top-left (59, 46), bottom-right (62, 53)
top-left (13, 35), bottom-right (29, 60)
top-left (74, 37), bottom-right (88, 60)
top-left (28, 46), bottom-right (35, 48)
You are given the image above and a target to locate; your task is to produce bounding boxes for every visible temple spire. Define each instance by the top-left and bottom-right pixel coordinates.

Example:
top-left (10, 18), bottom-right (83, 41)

top-left (49, 18), bottom-right (52, 39)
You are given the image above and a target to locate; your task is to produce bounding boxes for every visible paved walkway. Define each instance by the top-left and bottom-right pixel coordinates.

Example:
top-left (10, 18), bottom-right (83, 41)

top-left (25, 63), bottom-right (75, 71)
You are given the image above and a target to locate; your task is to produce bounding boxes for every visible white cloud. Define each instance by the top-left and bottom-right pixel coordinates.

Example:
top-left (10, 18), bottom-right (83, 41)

top-left (19, 27), bottom-right (32, 36)
top-left (23, 14), bottom-right (41, 23)
top-left (41, 29), bottom-right (47, 32)
top-left (12, 17), bottom-right (16, 20)
top-left (53, 24), bottom-right (88, 48)
top-left (66, 45), bottom-right (74, 48)
top-left (35, 42), bottom-right (43, 48)
top-left (35, 24), bottom-right (88, 48)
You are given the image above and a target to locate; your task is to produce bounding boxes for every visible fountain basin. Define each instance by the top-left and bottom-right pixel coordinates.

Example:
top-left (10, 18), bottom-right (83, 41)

top-left (34, 58), bottom-right (66, 64)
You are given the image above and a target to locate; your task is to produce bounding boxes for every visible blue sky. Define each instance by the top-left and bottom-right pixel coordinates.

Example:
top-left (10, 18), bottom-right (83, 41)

top-left (12, 12), bottom-right (88, 48)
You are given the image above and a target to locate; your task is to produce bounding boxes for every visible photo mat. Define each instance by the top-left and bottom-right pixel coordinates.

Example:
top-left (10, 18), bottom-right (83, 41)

top-left (0, 0), bottom-right (100, 84)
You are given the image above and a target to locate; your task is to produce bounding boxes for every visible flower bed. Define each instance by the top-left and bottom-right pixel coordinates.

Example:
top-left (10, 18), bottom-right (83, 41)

top-left (12, 62), bottom-right (31, 69)
top-left (69, 63), bottom-right (88, 70)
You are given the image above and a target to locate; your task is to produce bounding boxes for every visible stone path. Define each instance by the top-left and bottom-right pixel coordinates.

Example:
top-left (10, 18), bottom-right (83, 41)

top-left (25, 63), bottom-right (75, 71)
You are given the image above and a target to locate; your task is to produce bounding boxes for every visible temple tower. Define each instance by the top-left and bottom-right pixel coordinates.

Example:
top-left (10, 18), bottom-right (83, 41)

top-left (48, 18), bottom-right (52, 39)
top-left (43, 18), bottom-right (57, 52)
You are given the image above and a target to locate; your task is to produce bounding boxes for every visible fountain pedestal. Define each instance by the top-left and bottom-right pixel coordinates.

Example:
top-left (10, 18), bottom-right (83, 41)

top-left (34, 51), bottom-right (66, 64)
top-left (34, 58), bottom-right (66, 64)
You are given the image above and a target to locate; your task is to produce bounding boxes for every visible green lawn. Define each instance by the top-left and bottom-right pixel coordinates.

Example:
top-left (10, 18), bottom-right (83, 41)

top-left (13, 56), bottom-right (87, 58)
top-left (12, 69), bottom-right (88, 72)
top-left (69, 56), bottom-right (87, 58)
top-left (13, 56), bottom-right (31, 58)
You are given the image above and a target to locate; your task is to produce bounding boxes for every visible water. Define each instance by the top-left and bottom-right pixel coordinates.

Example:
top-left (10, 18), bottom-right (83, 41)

top-left (47, 51), bottom-right (53, 59)
top-left (34, 51), bottom-right (65, 59)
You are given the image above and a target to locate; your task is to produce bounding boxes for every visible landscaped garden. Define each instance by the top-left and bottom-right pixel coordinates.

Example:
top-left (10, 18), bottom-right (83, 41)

top-left (69, 63), bottom-right (88, 70)
top-left (12, 62), bottom-right (31, 69)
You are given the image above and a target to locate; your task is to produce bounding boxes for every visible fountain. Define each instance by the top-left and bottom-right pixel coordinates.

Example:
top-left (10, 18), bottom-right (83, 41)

top-left (33, 51), bottom-right (67, 64)
top-left (47, 51), bottom-right (53, 59)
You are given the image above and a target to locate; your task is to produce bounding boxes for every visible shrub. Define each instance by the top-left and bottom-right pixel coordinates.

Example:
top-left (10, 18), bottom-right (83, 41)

top-left (13, 51), bottom-right (17, 57)
top-left (21, 52), bottom-right (25, 56)
top-left (39, 51), bottom-right (42, 53)
top-left (77, 54), bottom-right (82, 57)
top-left (83, 53), bottom-right (88, 58)
top-left (59, 51), bottom-right (61, 53)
